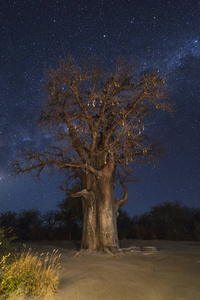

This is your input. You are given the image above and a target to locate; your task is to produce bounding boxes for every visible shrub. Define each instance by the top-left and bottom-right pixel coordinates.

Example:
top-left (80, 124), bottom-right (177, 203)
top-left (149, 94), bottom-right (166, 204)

top-left (0, 212), bottom-right (17, 230)
top-left (0, 247), bottom-right (62, 299)
top-left (0, 227), bottom-right (17, 260)
top-left (17, 209), bottom-right (43, 240)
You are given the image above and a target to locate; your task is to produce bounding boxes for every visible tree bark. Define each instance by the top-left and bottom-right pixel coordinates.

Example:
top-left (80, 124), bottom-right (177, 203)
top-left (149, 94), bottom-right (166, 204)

top-left (73, 189), bottom-right (97, 250)
top-left (97, 174), bottom-right (119, 250)
top-left (74, 154), bottom-right (128, 252)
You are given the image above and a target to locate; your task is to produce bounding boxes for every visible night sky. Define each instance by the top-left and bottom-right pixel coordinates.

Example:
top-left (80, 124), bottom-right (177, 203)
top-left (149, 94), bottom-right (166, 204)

top-left (1, 0), bottom-right (200, 216)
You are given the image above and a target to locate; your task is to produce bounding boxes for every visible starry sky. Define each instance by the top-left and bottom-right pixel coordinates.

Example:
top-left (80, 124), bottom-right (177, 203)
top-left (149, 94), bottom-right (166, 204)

top-left (1, 0), bottom-right (200, 216)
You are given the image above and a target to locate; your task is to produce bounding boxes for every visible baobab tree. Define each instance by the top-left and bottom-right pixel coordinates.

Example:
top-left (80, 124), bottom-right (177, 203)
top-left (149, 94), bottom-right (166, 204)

top-left (13, 55), bottom-right (172, 253)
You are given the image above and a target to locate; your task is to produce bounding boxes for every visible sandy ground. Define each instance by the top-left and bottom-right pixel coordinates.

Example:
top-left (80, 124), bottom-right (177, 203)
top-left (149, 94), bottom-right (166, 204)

top-left (24, 240), bottom-right (200, 300)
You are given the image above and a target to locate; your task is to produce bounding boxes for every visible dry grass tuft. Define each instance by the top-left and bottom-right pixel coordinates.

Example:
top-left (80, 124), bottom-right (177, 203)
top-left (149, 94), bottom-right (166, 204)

top-left (0, 247), bottom-right (62, 299)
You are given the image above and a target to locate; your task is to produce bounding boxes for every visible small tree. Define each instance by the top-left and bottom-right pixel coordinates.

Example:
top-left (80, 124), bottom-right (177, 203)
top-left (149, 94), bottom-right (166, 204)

top-left (56, 196), bottom-right (83, 240)
top-left (0, 212), bottom-right (17, 230)
top-left (117, 209), bottom-right (132, 239)
top-left (42, 210), bottom-right (57, 240)
top-left (13, 55), bottom-right (171, 252)
top-left (150, 202), bottom-right (190, 240)
top-left (17, 209), bottom-right (42, 240)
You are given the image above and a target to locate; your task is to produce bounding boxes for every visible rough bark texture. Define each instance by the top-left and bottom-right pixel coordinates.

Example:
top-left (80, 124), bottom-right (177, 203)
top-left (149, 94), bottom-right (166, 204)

top-left (74, 154), bottom-right (128, 251)
top-left (97, 154), bottom-right (118, 250)
top-left (73, 189), bottom-right (97, 250)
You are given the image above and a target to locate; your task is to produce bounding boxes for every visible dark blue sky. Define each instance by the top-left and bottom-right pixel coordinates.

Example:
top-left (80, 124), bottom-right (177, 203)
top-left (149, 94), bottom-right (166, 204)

top-left (0, 0), bottom-right (200, 216)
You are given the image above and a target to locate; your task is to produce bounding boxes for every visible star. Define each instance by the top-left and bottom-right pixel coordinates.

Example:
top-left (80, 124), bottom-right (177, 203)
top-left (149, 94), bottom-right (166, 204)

top-left (0, 0), bottom-right (199, 215)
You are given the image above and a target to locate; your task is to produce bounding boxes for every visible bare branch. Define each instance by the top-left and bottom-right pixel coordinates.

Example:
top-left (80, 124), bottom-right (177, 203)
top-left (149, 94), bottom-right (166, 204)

top-left (72, 189), bottom-right (95, 206)
top-left (13, 54), bottom-right (171, 193)
top-left (115, 181), bottom-right (128, 209)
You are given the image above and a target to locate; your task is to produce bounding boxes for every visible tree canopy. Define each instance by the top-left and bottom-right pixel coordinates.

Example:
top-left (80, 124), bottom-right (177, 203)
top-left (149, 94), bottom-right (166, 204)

top-left (13, 55), bottom-right (171, 188)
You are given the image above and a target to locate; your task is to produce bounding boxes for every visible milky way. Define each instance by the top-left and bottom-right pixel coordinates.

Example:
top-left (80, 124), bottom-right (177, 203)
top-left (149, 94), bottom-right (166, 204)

top-left (0, 0), bottom-right (200, 215)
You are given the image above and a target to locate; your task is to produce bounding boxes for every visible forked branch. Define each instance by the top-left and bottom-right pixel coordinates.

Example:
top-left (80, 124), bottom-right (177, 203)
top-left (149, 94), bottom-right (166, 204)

top-left (115, 181), bottom-right (128, 209)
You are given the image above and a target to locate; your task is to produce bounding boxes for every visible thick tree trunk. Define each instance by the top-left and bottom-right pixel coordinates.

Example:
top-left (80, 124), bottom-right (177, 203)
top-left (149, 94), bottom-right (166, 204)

top-left (74, 154), bottom-right (128, 252)
top-left (97, 174), bottom-right (119, 250)
top-left (73, 189), bottom-right (97, 250)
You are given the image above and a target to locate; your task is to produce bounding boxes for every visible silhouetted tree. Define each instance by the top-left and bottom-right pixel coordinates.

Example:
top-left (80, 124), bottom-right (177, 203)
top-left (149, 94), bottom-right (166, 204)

top-left (135, 202), bottom-right (195, 240)
top-left (186, 207), bottom-right (200, 241)
top-left (42, 210), bottom-right (57, 239)
top-left (56, 196), bottom-right (82, 240)
top-left (13, 54), bottom-right (171, 252)
top-left (43, 210), bottom-right (56, 229)
top-left (150, 202), bottom-right (190, 240)
top-left (17, 209), bottom-right (42, 240)
top-left (117, 209), bottom-right (132, 239)
top-left (0, 211), bottom-right (17, 230)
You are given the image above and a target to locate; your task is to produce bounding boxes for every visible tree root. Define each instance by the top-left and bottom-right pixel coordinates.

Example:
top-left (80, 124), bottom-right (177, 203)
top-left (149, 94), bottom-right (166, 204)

top-left (121, 246), bottom-right (141, 252)
top-left (74, 248), bottom-right (119, 258)
top-left (74, 245), bottom-right (158, 258)
top-left (102, 247), bottom-right (119, 258)
top-left (74, 249), bottom-right (92, 257)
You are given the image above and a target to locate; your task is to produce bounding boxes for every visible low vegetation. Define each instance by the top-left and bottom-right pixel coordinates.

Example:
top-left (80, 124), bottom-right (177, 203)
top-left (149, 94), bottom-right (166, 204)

top-left (0, 201), bottom-right (200, 242)
top-left (0, 228), bottom-right (62, 299)
top-left (117, 201), bottom-right (200, 241)
top-left (0, 227), bottom-right (17, 265)
top-left (0, 201), bottom-right (199, 297)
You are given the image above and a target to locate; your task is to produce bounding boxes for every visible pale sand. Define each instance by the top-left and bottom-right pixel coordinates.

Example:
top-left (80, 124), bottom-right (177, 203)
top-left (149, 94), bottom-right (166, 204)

top-left (25, 240), bottom-right (200, 300)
